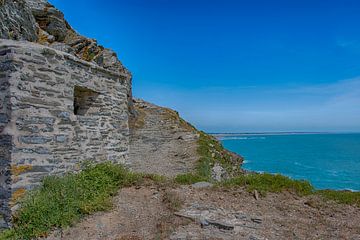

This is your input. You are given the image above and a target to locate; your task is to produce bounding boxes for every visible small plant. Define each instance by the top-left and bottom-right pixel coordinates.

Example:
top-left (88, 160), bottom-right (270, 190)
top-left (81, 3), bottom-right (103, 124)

top-left (162, 190), bottom-right (184, 211)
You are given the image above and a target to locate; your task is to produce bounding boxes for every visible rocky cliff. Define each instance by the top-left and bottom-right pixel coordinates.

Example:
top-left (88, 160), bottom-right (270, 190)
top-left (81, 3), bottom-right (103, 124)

top-left (0, 0), bottom-right (127, 73)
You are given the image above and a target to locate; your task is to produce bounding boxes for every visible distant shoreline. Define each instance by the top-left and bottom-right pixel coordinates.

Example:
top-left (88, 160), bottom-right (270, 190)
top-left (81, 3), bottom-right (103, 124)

top-left (210, 132), bottom-right (359, 137)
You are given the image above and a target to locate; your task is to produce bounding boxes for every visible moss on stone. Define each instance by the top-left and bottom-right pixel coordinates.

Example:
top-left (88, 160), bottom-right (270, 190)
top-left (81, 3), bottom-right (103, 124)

top-left (11, 165), bottom-right (32, 176)
top-left (10, 188), bottom-right (26, 205)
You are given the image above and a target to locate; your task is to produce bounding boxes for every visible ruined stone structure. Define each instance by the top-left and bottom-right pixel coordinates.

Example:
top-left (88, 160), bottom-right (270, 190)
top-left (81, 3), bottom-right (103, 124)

top-left (0, 39), bottom-right (131, 227)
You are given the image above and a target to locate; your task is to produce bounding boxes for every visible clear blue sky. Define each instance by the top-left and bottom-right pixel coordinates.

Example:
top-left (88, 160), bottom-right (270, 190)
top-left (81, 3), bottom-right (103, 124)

top-left (51, 0), bottom-right (360, 132)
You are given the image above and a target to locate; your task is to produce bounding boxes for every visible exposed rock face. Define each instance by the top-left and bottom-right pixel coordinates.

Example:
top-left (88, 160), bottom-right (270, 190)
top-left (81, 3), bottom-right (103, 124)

top-left (1, 0), bottom-right (127, 73)
top-left (129, 99), bottom-right (200, 176)
top-left (26, 0), bottom-right (68, 42)
top-left (0, 0), bottom-right (38, 41)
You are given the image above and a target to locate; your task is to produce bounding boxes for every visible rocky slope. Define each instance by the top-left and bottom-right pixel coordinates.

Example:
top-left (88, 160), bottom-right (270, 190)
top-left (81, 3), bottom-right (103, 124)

top-left (128, 99), bottom-right (200, 177)
top-left (128, 99), bottom-right (243, 178)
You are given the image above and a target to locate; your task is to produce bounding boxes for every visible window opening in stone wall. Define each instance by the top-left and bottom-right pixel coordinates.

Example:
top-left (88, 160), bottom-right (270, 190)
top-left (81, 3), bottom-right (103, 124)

top-left (73, 86), bottom-right (100, 116)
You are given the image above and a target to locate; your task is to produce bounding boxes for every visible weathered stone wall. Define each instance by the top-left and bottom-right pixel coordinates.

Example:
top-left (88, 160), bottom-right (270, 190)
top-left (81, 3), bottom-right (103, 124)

top-left (0, 44), bottom-right (13, 228)
top-left (0, 39), bottom-right (130, 227)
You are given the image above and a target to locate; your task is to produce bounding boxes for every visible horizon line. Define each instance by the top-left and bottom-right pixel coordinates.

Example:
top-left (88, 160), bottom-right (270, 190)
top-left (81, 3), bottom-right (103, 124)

top-left (209, 131), bottom-right (360, 135)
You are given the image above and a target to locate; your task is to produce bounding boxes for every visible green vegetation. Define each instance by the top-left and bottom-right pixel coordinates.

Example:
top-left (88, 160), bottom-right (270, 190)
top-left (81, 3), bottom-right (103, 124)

top-left (0, 163), bottom-right (142, 240)
top-left (219, 173), bottom-right (314, 196)
top-left (174, 173), bottom-right (208, 184)
top-left (197, 132), bottom-right (241, 177)
top-left (317, 190), bottom-right (360, 207)
top-left (218, 172), bottom-right (360, 206)
top-left (175, 131), bottom-right (242, 184)
top-left (218, 171), bottom-right (360, 206)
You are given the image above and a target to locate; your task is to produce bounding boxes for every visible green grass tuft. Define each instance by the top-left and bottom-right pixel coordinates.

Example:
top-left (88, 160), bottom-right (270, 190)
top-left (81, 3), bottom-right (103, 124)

top-left (174, 173), bottom-right (209, 185)
top-left (316, 190), bottom-right (360, 207)
top-left (220, 173), bottom-right (314, 196)
top-left (1, 163), bottom-right (141, 240)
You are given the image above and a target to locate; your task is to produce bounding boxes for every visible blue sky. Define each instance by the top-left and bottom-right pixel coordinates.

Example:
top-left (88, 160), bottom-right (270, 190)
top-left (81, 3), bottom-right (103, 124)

top-left (51, 0), bottom-right (360, 132)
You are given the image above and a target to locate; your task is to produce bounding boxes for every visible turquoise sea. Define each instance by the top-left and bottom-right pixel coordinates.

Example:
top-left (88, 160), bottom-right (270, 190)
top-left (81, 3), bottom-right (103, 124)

top-left (221, 133), bottom-right (360, 191)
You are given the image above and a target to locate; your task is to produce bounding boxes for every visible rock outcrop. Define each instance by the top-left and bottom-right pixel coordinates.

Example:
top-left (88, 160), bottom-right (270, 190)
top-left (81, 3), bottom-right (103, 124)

top-left (1, 0), bottom-right (127, 73)
top-left (129, 99), bottom-right (200, 177)
top-left (0, 0), bottom-right (38, 42)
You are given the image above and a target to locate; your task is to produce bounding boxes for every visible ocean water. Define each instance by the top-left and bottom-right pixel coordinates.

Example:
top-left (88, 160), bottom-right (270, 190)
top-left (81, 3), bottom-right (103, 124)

top-left (220, 133), bottom-right (360, 191)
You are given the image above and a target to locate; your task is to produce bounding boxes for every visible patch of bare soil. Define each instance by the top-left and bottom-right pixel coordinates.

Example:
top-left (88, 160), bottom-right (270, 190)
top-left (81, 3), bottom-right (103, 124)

top-left (47, 184), bottom-right (360, 240)
top-left (47, 186), bottom-right (180, 240)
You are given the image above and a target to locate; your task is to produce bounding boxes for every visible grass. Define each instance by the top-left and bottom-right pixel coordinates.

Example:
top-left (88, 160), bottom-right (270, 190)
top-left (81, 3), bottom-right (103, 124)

top-left (219, 173), bottom-right (314, 196)
top-left (218, 172), bottom-right (360, 206)
top-left (174, 173), bottom-right (208, 185)
top-left (317, 189), bottom-right (360, 207)
top-left (162, 190), bottom-right (184, 211)
top-left (0, 163), bottom-right (142, 240)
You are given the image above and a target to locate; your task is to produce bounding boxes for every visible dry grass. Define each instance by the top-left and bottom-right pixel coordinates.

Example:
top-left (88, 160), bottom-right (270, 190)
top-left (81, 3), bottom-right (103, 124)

top-left (162, 190), bottom-right (184, 211)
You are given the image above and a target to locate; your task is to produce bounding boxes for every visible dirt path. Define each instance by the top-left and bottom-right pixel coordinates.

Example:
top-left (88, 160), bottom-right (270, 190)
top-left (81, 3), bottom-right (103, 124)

top-left (47, 185), bottom-right (360, 240)
top-left (47, 186), bottom-right (172, 240)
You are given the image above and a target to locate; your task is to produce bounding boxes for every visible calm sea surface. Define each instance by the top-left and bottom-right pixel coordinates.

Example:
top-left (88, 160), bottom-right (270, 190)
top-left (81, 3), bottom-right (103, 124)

top-left (221, 133), bottom-right (360, 191)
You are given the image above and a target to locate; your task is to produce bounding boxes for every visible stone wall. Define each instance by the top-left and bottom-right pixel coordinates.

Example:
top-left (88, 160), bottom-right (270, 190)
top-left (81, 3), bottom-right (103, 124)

top-left (0, 39), bottom-right (130, 227)
top-left (0, 44), bottom-right (13, 227)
